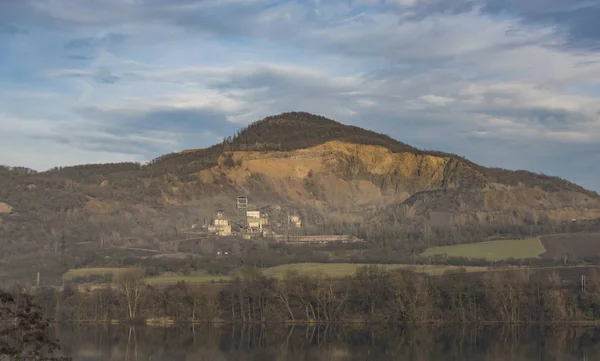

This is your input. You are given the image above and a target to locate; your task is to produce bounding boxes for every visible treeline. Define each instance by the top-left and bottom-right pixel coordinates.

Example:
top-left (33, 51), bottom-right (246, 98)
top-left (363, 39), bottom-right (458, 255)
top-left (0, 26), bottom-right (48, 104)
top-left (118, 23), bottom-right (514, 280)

top-left (367, 208), bottom-right (600, 251)
top-left (226, 112), bottom-right (422, 154)
top-left (17, 266), bottom-right (600, 325)
top-left (480, 167), bottom-right (599, 197)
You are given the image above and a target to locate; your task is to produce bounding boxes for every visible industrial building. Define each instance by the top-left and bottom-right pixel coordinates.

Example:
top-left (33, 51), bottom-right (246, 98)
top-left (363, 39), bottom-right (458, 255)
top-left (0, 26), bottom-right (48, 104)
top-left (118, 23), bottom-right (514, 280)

top-left (246, 210), bottom-right (268, 233)
top-left (207, 210), bottom-right (232, 236)
top-left (288, 215), bottom-right (302, 228)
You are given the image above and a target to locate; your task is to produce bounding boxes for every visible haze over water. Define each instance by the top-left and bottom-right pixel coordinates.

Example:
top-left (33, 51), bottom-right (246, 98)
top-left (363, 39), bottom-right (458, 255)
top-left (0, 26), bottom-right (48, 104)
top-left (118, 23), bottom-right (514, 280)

top-left (56, 325), bottom-right (598, 361)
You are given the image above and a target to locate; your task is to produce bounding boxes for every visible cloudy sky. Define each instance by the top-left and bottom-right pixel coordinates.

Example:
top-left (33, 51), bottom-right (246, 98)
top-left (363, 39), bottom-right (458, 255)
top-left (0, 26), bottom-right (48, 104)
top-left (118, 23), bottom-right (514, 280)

top-left (1, 1), bottom-right (600, 190)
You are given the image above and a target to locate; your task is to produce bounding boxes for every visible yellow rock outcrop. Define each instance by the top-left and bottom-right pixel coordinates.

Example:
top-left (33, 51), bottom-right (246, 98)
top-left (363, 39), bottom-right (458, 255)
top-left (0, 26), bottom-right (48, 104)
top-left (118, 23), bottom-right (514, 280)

top-left (196, 141), bottom-right (450, 209)
top-left (0, 202), bottom-right (12, 213)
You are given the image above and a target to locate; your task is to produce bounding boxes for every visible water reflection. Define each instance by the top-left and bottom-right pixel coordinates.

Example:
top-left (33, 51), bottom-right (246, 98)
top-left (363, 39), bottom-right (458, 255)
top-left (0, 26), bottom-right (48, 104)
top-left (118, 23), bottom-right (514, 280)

top-left (55, 324), bottom-right (600, 361)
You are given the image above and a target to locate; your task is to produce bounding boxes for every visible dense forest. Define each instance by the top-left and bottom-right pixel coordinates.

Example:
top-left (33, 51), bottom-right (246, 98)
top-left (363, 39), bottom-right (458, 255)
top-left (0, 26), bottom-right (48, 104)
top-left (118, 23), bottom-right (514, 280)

top-left (8, 266), bottom-right (600, 325)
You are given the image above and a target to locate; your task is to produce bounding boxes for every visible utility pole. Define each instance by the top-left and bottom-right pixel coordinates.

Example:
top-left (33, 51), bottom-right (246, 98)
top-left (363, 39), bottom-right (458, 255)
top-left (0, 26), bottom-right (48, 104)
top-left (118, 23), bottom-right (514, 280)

top-left (36, 272), bottom-right (40, 287)
top-left (286, 211), bottom-right (292, 242)
top-left (60, 232), bottom-right (66, 269)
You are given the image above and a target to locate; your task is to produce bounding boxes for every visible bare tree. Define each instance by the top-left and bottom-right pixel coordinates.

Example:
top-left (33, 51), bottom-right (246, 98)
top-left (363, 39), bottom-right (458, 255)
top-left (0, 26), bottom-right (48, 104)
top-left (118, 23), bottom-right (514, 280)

top-left (116, 270), bottom-right (146, 319)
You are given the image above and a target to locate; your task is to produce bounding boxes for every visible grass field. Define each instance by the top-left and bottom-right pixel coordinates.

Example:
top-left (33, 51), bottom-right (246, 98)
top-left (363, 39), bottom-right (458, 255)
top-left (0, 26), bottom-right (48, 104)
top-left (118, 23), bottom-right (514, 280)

top-left (143, 263), bottom-right (488, 285)
top-left (145, 273), bottom-right (231, 285)
top-left (62, 267), bottom-right (138, 281)
top-left (262, 263), bottom-right (486, 277)
top-left (422, 238), bottom-right (546, 261)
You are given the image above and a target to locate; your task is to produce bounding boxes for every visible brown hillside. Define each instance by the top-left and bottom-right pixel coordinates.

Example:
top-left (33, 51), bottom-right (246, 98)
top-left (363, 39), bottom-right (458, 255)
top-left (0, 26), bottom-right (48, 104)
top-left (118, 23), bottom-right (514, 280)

top-left (154, 112), bottom-right (596, 197)
top-left (184, 140), bottom-right (600, 226)
top-left (1, 112), bottom-right (600, 282)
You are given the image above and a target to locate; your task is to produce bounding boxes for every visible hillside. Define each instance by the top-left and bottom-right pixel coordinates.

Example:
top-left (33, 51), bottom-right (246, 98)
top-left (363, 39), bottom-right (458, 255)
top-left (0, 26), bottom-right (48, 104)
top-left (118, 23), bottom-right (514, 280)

top-left (1, 112), bottom-right (600, 282)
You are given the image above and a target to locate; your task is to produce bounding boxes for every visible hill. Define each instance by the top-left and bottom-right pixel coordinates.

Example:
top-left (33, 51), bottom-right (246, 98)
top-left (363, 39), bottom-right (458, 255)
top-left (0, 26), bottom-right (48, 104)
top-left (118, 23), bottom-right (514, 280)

top-left (1, 112), bottom-right (600, 283)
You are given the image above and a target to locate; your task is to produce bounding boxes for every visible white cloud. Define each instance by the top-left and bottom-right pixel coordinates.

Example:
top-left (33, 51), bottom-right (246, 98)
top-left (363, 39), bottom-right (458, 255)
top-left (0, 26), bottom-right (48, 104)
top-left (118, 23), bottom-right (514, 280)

top-left (0, 114), bottom-right (148, 170)
top-left (2, 0), bottom-right (600, 189)
top-left (420, 95), bottom-right (455, 105)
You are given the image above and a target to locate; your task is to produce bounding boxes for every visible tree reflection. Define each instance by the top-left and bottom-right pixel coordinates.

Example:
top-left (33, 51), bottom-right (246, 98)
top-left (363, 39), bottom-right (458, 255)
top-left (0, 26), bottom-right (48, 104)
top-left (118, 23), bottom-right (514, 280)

top-left (53, 325), bottom-right (600, 361)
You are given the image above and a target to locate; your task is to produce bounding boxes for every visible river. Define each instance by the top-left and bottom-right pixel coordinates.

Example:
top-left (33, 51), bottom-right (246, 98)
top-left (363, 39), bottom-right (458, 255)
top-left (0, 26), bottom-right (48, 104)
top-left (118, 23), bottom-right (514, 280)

top-left (55, 324), bottom-right (599, 360)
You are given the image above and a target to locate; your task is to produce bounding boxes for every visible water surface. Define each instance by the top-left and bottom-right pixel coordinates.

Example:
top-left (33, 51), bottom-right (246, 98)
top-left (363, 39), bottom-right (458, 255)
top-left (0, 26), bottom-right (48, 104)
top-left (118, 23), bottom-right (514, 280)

top-left (56, 325), bottom-right (600, 360)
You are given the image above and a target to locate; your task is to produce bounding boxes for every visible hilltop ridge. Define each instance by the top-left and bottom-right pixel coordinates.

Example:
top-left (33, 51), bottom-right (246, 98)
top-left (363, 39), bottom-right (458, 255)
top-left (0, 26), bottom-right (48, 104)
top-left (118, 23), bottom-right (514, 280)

top-left (228, 112), bottom-right (423, 153)
top-left (35, 112), bottom-right (596, 198)
top-left (151, 112), bottom-right (596, 197)
top-left (155, 112), bottom-right (439, 163)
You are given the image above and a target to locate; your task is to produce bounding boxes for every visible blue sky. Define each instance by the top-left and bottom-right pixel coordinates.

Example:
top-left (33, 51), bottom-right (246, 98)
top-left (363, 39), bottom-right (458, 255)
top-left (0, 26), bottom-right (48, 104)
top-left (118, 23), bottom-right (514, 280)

top-left (1, 0), bottom-right (600, 190)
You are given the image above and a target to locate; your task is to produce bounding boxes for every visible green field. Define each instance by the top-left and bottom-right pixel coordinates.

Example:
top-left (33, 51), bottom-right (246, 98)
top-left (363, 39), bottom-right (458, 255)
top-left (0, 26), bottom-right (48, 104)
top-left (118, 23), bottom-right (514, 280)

top-left (262, 263), bottom-right (486, 278)
top-left (145, 273), bottom-right (231, 285)
top-left (65, 263), bottom-right (490, 286)
top-left (144, 263), bottom-right (488, 285)
top-left (422, 238), bottom-right (546, 261)
top-left (62, 267), bottom-right (138, 281)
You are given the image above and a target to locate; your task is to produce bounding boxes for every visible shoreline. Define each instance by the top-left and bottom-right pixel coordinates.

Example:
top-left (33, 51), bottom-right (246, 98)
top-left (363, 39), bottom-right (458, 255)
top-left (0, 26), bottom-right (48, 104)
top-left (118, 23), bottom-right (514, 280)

top-left (59, 319), bottom-right (600, 326)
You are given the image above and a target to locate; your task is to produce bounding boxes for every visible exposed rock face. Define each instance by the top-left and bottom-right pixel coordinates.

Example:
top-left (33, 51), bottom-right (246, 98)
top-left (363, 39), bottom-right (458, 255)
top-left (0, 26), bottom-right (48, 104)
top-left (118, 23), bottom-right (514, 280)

top-left (0, 202), bottom-right (12, 213)
top-left (195, 141), bottom-right (450, 207)
top-left (185, 140), bottom-right (600, 226)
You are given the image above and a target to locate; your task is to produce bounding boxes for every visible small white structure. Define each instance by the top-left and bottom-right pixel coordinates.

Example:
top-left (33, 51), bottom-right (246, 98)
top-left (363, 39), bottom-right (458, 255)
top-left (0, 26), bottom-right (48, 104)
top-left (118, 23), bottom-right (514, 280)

top-left (288, 215), bottom-right (302, 228)
top-left (248, 220), bottom-right (262, 230)
top-left (246, 210), bottom-right (261, 219)
top-left (214, 219), bottom-right (229, 226)
top-left (262, 229), bottom-right (274, 237)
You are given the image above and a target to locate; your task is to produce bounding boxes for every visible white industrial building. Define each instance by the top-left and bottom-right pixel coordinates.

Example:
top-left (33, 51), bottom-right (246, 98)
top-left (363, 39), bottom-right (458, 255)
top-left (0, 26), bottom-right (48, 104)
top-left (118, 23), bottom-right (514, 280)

top-left (246, 210), bottom-right (268, 233)
top-left (207, 210), bottom-right (232, 236)
top-left (288, 215), bottom-right (302, 228)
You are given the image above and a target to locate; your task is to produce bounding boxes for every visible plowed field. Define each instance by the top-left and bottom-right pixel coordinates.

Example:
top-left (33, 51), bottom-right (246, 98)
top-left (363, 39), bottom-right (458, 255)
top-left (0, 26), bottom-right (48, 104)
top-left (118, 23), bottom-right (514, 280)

top-left (541, 233), bottom-right (600, 260)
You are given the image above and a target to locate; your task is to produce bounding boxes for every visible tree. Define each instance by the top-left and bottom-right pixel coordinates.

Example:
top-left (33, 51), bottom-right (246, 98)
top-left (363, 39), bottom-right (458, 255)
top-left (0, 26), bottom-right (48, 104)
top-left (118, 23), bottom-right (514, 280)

top-left (0, 289), bottom-right (69, 361)
top-left (354, 265), bottom-right (393, 320)
top-left (116, 270), bottom-right (145, 319)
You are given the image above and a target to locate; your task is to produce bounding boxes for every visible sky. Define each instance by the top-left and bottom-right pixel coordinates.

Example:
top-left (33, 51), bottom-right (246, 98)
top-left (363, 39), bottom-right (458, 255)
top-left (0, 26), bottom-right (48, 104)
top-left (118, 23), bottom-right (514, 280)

top-left (1, 0), bottom-right (600, 191)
